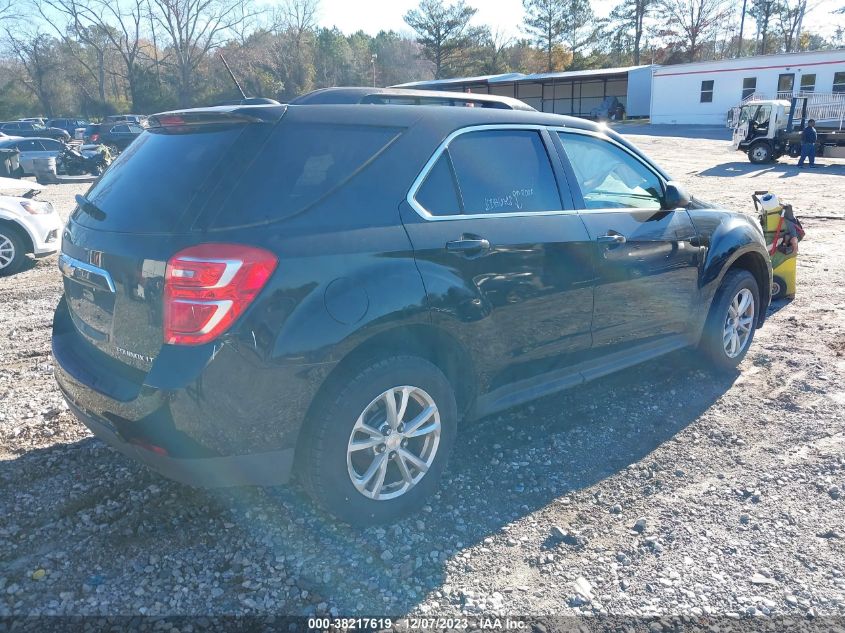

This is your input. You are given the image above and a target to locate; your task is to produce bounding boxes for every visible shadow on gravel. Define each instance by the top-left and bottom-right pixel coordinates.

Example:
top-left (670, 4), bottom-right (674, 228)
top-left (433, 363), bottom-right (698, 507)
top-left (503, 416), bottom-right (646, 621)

top-left (698, 162), bottom-right (845, 178)
top-left (0, 352), bottom-right (737, 615)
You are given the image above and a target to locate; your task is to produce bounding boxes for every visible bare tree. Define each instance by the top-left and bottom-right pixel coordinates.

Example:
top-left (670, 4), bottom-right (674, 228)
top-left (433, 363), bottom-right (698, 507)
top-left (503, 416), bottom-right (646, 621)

top-left (149, 0), bottom-right (257, 106)
top-left (4, 28), bottom-right (61, 116)
top-left (272, 0), bottom-right (318, 44)
top-left (35, 0), bottom-right (112, 104)
top-left (658, 0), bottom-right (731, 61)
top-left (482, 27), bottom-right (514, 74)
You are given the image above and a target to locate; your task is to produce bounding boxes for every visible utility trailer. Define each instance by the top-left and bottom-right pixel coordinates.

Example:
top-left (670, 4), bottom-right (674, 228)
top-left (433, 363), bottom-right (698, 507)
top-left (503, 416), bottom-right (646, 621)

top-left (732, 95), bottom-right (845, 164)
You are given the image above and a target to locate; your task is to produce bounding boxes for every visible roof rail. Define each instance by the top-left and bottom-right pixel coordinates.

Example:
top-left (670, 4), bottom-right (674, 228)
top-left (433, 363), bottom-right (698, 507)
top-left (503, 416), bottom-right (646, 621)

top-left (289, 87), bottom-right (535, 111)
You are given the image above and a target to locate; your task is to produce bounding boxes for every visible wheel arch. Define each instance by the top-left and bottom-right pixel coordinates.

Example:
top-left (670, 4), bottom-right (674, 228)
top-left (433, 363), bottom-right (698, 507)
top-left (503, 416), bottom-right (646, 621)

top-left (310, 323), bottom-right (476, 422)
top-left (722, 250), bottom-right (771, 327)
top-left (0, 218), bottom-right (34, 254)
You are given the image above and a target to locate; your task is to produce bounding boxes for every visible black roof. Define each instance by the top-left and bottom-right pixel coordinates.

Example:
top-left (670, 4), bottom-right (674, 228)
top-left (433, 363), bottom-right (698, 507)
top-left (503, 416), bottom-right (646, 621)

top-left (147, 99), bottom-right (663, 178)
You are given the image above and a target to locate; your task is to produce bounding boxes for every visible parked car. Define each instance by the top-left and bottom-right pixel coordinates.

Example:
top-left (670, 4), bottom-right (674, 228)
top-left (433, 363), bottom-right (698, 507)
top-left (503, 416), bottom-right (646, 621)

top-left (47, 118), bottom-right (89, 139)
top-left (84, 123), bottom-right (143, 151)
top-left (0, 177), bottom-right (61, 275)
top-left (0, 121), bottom-right (70, 141)
top-left (53, 93), bottom-right (772, 525)
top-left (104, 114), bottom-right (147, 127)
top-left (0, 137), bottom-right (65, 176)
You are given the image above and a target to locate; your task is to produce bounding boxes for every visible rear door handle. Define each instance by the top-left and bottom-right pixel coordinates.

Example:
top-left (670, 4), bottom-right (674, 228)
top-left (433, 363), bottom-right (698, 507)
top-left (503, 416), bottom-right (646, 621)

top-left (446, 236), bottom-right (491, 253)
top-left (596, 233), bottom-right (627, 245)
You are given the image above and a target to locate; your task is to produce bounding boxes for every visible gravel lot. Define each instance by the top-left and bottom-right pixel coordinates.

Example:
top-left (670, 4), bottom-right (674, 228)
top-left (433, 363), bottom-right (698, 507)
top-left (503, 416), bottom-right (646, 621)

top-left (1, 128), bottom-right (844, 621)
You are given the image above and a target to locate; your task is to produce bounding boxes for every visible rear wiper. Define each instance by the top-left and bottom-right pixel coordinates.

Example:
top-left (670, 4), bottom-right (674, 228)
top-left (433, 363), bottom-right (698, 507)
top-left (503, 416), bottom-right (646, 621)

top-left (74, 194), bottom-right (106, 221)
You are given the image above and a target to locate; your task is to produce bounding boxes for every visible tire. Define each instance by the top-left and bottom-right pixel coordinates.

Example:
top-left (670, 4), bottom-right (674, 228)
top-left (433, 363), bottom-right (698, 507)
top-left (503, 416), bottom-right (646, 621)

top-left (0, 226), bottom-right (26, 276)
top-left (771, 275), bottom-right (787, 301)
top-left (748, 141), bottom-right (773, 164)
top-left (700, 269), bottom-right (760, 370)
top-left (298, 355), bottom-right (457, 525)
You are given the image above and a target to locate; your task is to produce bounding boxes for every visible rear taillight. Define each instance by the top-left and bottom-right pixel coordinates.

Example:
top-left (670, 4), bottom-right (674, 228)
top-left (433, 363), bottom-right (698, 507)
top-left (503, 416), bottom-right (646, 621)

top-left (163, 243), bottom-right (277, 345)
top-left (90, 133), bottom-right (99, 142)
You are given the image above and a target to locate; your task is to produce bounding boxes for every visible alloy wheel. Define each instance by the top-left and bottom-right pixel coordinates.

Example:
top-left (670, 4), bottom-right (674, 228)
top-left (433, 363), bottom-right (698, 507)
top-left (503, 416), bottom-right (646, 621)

top-left (0, 234), bottom-right (15, 269)
top-left (346, 385), bottom-right (441, 501)
top-left (723, 288), bottom-right (755, 358)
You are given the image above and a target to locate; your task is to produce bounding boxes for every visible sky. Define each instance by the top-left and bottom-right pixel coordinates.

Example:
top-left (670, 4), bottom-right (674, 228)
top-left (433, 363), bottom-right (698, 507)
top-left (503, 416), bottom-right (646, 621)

top-left (309, 0), bottom-right (842, 42)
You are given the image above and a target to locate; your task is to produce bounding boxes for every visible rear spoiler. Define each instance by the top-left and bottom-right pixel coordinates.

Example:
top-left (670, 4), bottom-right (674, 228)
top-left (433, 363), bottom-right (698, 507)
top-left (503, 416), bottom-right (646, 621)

top-left (147, 105), bottom-right (286, 129)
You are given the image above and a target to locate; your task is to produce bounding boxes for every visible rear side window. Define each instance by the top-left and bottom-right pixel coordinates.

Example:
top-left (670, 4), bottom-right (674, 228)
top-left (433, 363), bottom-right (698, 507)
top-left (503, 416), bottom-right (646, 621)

top-left (414, 129), bottom-right (562, 216)
top-left (208, 122), bottom-right (402, 228)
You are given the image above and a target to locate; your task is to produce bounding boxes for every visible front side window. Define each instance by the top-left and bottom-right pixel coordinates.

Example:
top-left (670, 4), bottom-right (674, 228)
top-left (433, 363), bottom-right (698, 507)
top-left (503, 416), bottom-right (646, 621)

top-left (752, 105), bottom-right (771, 133)
top-left (700, 80), bottom-right (714, 103)
top-left (111, 125), bottom-right (128, 134)
top-left (742, 77), bottom-right (756, 100)
top-left (557, 133), bottom-right (663, 210)
top-left (41, 139), bottom-right (62, 151)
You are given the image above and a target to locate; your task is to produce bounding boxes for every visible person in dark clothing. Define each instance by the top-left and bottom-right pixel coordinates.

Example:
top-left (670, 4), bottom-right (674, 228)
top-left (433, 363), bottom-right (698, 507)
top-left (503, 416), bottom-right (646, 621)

top-left (797, 119), bottom-right (817, 167)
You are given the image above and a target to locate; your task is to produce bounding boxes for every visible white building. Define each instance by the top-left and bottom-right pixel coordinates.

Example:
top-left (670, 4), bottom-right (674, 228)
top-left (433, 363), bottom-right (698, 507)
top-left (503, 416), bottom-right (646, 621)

top-left (650, 49), bottom-right (845, 125)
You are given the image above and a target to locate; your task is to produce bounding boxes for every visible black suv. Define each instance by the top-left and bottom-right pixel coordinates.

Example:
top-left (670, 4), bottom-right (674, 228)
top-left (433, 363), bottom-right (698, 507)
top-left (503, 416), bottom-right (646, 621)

top-left (53, 90), bottom-right (771, 524)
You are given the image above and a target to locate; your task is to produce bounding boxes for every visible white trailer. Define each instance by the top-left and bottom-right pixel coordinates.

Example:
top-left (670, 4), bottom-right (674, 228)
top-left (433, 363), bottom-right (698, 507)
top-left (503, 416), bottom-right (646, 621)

top-left (651, 50), bottom-right (845, 125)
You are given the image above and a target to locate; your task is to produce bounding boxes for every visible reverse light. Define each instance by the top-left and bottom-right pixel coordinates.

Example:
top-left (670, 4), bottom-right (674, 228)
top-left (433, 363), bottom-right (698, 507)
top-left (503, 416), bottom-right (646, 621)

top-left (163, 243), bottom-right (277, 346)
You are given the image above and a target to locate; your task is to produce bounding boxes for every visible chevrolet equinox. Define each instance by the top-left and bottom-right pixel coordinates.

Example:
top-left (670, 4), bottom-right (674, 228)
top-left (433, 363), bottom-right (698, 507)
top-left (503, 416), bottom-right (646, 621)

top-left (53, 89), bottom-right (772, 524)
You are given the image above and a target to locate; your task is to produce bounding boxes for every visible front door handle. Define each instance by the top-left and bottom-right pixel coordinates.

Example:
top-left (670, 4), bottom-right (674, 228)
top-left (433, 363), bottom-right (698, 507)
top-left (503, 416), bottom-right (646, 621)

top-left (446, 236), bottom-right (491, 253)
top-left (596, 233), bottom-right (627, 245)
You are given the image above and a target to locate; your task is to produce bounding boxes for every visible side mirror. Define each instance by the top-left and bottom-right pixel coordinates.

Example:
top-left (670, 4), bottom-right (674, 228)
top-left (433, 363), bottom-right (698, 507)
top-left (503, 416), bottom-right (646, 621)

top-left (663, 181), bottom-right (691, 210)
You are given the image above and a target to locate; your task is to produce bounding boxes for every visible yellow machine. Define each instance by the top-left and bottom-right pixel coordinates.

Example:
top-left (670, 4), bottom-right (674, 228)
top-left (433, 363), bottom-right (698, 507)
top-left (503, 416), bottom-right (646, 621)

top-left (752, 191), bottom-right (801, 300)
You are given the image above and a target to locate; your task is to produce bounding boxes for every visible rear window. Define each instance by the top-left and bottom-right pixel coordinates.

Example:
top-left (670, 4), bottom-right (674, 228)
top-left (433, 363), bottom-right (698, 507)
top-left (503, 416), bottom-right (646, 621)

top-left (205, 122), bottom-right (402, 228)
top-left (72, 126), bottom-right (247, 233)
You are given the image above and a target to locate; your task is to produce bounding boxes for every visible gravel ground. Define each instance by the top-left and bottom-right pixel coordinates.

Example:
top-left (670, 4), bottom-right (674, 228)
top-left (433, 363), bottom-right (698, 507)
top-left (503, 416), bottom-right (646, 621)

top-left (1, 128), bottom-right (844, 621)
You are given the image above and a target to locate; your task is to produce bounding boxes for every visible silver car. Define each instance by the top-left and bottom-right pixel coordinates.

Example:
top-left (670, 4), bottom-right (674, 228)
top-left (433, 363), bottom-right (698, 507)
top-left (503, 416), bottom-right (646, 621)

top-left (0, 137), bottom-right (65, 175)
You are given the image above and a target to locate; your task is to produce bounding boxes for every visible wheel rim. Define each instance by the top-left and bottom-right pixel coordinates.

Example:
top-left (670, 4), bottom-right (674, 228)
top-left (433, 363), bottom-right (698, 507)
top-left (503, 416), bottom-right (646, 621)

top-left (0, 234), bottom-right (15, 269)
top-left (771, 280), bottom-right (782, 297)
top-left (723, 288), bottom-right (755, 358)
top-left (752, 146), bottom-right (768, 161)
top-left (346, 385), bottom-right (441, 501)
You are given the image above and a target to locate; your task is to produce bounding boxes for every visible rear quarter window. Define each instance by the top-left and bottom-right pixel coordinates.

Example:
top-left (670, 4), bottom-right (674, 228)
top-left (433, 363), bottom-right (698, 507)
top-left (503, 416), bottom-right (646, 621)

top-left (206, 122), bottom-right (403, 229)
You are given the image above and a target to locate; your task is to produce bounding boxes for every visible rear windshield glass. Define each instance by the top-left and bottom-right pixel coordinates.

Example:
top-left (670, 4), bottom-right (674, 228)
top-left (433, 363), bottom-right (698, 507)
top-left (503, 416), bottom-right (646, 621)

top-left (73, 127), bottom-right (245, 233)
top-left (206, 122), bottom-right (403, 229)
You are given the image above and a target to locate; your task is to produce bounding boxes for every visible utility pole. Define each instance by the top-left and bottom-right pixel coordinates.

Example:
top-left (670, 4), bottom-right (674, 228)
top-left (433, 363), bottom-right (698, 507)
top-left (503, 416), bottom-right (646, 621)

top-left (371, 53), bottom-right (378, 87)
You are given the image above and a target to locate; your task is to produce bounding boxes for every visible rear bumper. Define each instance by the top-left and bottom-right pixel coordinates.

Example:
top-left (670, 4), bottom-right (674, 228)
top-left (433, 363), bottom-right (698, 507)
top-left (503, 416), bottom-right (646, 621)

top-left (52, 296), bottom-right (335, 487)
top-left (64, 395), bottom-right (294, 487)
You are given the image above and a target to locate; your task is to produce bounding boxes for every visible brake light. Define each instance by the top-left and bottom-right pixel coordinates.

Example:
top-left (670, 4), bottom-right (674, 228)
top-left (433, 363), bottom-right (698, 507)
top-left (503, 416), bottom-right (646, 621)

top-left (163, 244), bottom-right (277, 345)
top-left (90, 133), bottom-right (99, 142)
